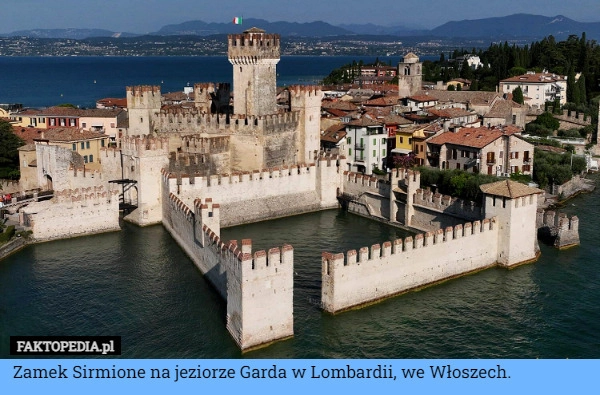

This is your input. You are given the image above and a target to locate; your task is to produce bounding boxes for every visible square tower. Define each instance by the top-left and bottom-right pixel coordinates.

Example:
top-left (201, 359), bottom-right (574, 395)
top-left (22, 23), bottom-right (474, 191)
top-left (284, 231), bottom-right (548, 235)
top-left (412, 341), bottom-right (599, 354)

top-left (398, 52), bottom-right (422, 98)
top-left (228, 28), bottom-right (280, 116)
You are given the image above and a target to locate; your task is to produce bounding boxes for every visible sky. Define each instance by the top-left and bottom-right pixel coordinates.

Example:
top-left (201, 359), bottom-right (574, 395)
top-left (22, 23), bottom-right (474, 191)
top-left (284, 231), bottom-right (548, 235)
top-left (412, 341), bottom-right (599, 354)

top-left (1, 0), bottom-right (599, 34)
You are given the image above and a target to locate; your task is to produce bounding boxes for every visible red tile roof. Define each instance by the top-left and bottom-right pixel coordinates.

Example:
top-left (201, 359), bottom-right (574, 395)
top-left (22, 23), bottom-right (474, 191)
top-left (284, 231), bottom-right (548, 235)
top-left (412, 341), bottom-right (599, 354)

top-left (501, 72), bottom-right (566, 84)
top-left (427, 126), bottom-right (519, 149)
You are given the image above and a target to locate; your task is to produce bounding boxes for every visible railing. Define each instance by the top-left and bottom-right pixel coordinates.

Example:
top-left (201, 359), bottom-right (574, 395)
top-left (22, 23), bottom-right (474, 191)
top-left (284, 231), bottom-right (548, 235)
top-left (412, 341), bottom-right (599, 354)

top-left (354, 144), bottom-right (366, 150)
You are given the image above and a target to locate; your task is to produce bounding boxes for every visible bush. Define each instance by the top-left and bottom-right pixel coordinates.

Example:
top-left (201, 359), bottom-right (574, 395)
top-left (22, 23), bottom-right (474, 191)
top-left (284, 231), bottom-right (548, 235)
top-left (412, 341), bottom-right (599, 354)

top-left (0, 225), bottom-right (15, 243)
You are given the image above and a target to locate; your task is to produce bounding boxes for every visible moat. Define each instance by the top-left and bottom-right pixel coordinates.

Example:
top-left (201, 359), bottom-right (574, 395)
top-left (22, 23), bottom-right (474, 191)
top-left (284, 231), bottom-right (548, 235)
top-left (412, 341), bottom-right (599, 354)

top-left (1, 178), bottom-right (599, 358)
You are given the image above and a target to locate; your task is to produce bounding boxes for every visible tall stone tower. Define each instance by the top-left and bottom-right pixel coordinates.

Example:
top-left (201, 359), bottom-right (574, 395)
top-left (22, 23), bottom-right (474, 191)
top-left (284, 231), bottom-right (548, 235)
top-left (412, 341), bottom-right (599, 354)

top-left (290, 86), bottom-right (323, 163)
top-left (126, 86), bottom-right (161, 136)
top-left (481, 180), bottom-right (542, 267)
top-left (228, 28), bottom-right (280, 116)
top-left (398, 53), bottom-right (422, 98)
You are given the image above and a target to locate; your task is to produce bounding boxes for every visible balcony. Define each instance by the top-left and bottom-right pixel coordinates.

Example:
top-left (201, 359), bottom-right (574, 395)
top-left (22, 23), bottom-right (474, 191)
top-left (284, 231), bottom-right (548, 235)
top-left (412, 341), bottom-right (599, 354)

top-left (486, 159), bottom-right (496, 165)
top-left (354, 144), bottom-right (366, 150)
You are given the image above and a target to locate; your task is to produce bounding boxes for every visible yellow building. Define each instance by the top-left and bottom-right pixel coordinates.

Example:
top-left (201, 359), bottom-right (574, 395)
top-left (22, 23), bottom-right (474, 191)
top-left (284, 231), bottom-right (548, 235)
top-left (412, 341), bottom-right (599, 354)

top-left (39, 128), bottom-right (109, 172)
top-left (395, 125), bottom-right (416, 153)
top-left (10, 109), bottom-right (48, 128)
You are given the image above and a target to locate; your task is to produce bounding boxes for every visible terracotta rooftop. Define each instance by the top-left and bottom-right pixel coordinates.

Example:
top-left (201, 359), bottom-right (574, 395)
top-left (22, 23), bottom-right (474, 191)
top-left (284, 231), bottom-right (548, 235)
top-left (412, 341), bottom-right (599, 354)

top-left (382, 114), bottom-right (413, 126)
top-left (12, 126), bottom-right (46, 144)
top-left (501, 72), bottom-right (566, 84)
top-left (35, 127), bottom-right (107, 142)
top-left (96, 97), bottom-right (127, 108)
top-left (480, 179), bottom-right (543, 198)
top-left (428, 107), bottom-right (475, 119)
top-left (38, 107), bottom-right (123, 118)
top-left (414, 90), bottom-right (502, 106)
top-left (321, 100), bottom-right (359, 112)
top-left (321, 124), bottom-right (347, 143)
top-left (408, 95), bottom-right (438, 103)
top-left (363, 96), bottom-right (399, 107)
top-left (427, 126), bottom-right (518, 149)
top-left (485, 99), bottom-right (524, 119)
top-left (346, 118), bottom-right (382, 127)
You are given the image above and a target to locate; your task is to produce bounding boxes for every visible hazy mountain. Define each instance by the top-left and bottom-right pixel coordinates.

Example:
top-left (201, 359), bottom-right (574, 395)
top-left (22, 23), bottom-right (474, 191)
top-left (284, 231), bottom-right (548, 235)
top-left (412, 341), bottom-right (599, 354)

top-left (430, 14), bottom-right (600, 39)
top-left (156, 18), bottom-right (352, 36)
top-left (3, 14), bottom-right (600, 41)
top-left (5, 28), bottom-right (138, 39)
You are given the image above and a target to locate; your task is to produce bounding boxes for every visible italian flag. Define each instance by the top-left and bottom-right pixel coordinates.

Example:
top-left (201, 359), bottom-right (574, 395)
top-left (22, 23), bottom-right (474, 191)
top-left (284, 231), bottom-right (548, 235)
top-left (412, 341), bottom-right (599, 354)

top-left (233, 17), bottom-right (242, 25)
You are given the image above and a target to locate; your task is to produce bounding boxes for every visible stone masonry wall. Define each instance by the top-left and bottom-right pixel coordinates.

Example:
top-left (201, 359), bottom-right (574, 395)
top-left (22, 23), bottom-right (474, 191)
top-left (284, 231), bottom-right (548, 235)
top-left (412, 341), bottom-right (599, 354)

top-left (20, 186), bottom-right (120, 242)
top-left (322, 218), bottom-right (499, 313)
top-left (161, 190), bottom-right (293, 350)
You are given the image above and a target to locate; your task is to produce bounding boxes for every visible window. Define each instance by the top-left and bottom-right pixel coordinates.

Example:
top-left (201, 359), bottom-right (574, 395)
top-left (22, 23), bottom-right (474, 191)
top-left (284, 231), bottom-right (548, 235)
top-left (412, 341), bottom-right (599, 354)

top-left (110, 122), bottom-right (115, 128)
top-left (452, 149), bottom-right (457, 160)
top-left (83, 155), bottom-right (88, 163)
top-left (82, 122), bottom-right (87, 129)
top-left (515, 151), bottom-right (519, 159)
top-left (456, 163), bottom-right (460, 169)
top-left (89, 155), bottom-right (93, 163)
top-left (349, 148), bottom-right (352, 156)
top-left (373, 150), bottom-right (376, 158)
top-left (101, 139), bottom-right (105, 147)
top-left (408, 138), bottom-right (412, 145)
top-left (512, 115), bottom-right (517, 124)
top-left (382, 149), bottom-right (386, 157)
top-left (72, 143), bottom-right (76, 151)
top-left (400, 137), bottom-right (404, 144)
top-left (50, 119), bottom-right (56, 126)
top-left (347, 137), bottom-right (351, 144)
top-left (69, 119), bottom-right (76, 127)
top-left (140, 118), bottom-right (143, 123)
top-left (373, 138), bottom-right (376, 145)
top-left (81, 142), bottom-right (85, 149)
top-left (86, 141), bottom-right (90, 149)
top-left (382, 138), bottom-right (386, 144)
top-left (60, 118), bottom-right (66, 126)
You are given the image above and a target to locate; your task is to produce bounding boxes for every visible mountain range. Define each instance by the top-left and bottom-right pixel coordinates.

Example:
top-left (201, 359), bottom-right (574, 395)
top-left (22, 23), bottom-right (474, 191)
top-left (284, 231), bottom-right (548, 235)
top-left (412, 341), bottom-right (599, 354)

top-left (3, 14), bottom-right (600, 41)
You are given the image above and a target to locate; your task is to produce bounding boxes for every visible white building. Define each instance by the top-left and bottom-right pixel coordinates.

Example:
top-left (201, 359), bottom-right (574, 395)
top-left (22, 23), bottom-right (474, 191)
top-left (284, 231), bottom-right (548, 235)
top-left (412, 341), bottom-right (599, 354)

top-left (499, 71), bottom-right (567, 109)
top-left (345, 118), bottom-right (387, 174)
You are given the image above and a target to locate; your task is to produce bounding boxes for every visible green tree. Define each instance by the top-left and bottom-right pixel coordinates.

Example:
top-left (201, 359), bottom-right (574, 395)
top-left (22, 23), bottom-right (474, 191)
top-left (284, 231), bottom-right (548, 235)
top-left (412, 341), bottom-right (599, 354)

top-left (532, 112), bottom-right (560, 130)
top-left (0, 119), bottom-right (25, 179)
top-left (447, 84), bottom-right (456, 91)
top-left (512, 86), bottom-right (524, 104)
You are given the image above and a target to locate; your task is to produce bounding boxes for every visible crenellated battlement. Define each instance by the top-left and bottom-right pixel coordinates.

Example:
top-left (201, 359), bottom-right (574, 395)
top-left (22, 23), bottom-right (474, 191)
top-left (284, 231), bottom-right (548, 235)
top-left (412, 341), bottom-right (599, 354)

top-left (537, 209), bottom-right (580, 249)
top-left (289, 85), bottom-right (322, 98)
top-left (154, 110), bottom-right (300, 134)
top-left (343, 171), bottom-right (382, 188)
top-left (413, 188), bottom-right (482, 219)
top-left (126, 85), bottom-right (161, 96)
top-left (323, 218), bottom-right (495, 268)
top-left (179, 135), bottom-right (230, 154)
top-left (120, 135), bottom-right (169, 156)
top-left (228, 30), bottom-right (280, 63)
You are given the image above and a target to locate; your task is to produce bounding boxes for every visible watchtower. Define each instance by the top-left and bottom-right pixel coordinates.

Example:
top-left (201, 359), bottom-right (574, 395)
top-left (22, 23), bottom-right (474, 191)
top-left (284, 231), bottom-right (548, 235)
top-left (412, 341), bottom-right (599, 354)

top-left (481, 180), bottom-right (542, 267)
top-left (398, 53), bottom-right (422, 98)
top-left (126, 86), bottom-right (161, 135)
top-left (228, 28), bottom-right (280, 116)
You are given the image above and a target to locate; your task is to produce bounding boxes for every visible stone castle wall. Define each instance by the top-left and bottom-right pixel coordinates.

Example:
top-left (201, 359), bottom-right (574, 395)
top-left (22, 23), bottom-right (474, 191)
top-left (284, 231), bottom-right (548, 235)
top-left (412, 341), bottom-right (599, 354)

top-left (165, 155), bottom-right (344, 227)
top-left (322, 218), bottom-right (499, 313)
top-left (537, 209), bottom-right (580, 249)
top-left (20, 186), bottom-right (120, 242)
top-left (161, 191), bottom-right (293, 350)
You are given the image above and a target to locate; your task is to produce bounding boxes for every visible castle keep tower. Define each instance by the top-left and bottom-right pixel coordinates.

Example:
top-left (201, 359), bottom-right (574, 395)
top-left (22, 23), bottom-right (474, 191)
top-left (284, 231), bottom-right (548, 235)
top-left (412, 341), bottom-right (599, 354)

top-left (398, 53), bottom-right (422, 98)
top-left (228, 28), bottom-right (280, 116)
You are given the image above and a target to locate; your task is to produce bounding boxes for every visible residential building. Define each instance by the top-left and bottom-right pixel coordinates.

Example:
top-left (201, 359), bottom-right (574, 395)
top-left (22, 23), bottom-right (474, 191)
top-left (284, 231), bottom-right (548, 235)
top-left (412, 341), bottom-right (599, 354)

top-left (320, 123), bottom-right (347, 154)
top-left (345, 118), bottom-right (386, 174)
top-left (499, 71), bottom-right (567, 109)
top-left (426, 126), bottom-right (533, 176)
top-left (34, 128), bottom-right (110, 172)
top-left (10, 109), bottom-right (48, 128)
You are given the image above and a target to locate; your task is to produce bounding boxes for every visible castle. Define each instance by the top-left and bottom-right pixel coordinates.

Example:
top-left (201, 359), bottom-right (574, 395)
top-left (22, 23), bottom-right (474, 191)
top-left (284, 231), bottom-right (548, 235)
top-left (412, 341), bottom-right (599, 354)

top-left (14, 29), bottom-right (579, 352)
